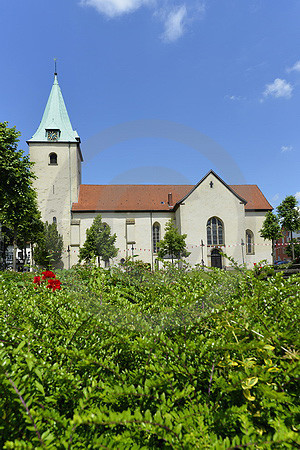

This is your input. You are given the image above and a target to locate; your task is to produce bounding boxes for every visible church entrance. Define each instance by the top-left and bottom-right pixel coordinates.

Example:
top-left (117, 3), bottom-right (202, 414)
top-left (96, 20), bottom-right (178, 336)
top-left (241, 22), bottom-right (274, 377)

top-left (211, 248), bottom-right (222, 269)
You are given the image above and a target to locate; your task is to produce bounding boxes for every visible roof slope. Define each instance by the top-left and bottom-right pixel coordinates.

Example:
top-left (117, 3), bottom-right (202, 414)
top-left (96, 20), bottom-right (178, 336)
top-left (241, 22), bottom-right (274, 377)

top-left (29, 74), bottom-right (79, 142)
top-left (230, 185), bottom-right (272, 210)
top-left (72, 183), bottom-right (272, 212)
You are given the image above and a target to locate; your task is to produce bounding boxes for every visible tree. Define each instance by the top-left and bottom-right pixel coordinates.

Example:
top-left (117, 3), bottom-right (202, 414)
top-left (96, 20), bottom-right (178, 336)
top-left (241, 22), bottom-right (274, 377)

top-left (0, 122), bottom-right (41, 270)
top-left (34, 222), bottom-right (63, 269)
top-left (157, 219), bottom-right (190, 264)
top-left (277, 196), bottom-right (300, 260)
top-left (259, 211), bottom-right (282, 264)
top-left (286, 239), bottom-right (300, 262)
top-left (79, 214), bottom-right (118, 265)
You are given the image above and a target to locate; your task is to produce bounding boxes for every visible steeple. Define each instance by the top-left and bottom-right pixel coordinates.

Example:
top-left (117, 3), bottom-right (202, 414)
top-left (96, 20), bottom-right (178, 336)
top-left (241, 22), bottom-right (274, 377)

top-left (29, 73), bottom-right (80, 142)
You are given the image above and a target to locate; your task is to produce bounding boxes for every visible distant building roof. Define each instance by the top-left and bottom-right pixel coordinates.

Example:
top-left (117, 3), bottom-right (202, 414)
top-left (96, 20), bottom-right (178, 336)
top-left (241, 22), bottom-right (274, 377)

top-left (28, 74), bottom-right (79, 142)
top-left (72, 183), bottom-right (272, 212)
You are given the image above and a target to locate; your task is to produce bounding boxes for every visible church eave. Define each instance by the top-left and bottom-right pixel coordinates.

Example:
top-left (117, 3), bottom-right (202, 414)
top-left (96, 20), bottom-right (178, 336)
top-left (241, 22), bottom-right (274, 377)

top-left (71, 208), bottom-right (176, 213)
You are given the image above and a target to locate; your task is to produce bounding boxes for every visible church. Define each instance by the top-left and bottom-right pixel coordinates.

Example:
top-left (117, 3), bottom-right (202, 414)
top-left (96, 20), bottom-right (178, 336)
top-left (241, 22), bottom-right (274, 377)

top-left (28, 73), bottom-right (273, 269)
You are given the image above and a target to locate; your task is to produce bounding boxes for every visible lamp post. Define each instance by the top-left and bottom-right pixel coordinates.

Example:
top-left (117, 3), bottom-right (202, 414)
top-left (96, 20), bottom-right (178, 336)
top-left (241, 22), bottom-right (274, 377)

top-left (67, 245), bottom-right (70, 269)
top-left (241, 238), bottom-right (245, 265)
top-left (201, 239), bottom-right (204, 267)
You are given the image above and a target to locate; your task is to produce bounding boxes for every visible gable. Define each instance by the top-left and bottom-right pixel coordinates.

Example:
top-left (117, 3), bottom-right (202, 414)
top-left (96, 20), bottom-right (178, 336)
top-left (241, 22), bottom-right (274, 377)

top-left (176, 170), bottom-right (247, 207)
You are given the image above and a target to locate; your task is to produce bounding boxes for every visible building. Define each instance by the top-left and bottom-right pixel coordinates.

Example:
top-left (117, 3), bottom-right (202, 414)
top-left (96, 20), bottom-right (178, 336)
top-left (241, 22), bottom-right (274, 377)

top-left (28, 73), bottom-right (273, 269)
top-left (275, 228), bottom-right (300, 263)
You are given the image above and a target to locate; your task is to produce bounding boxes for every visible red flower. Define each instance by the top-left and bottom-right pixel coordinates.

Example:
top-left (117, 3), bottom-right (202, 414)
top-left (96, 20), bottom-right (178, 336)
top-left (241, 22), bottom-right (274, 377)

top-left (33, 276), bottom-right (41, 285)
top-left (42, 271), bottom-right (56, 280)
top-left (47, 279), bottom-right (61, 292)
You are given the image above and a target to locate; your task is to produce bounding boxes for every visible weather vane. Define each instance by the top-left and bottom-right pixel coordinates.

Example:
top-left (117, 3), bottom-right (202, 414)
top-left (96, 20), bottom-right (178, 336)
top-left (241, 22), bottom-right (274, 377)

top-left (54, 58), bottom-right (57, 75)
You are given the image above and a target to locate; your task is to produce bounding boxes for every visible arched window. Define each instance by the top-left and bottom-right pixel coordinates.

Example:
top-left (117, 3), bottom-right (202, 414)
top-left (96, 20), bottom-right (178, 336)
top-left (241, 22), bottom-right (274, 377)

top-left (152, 222), bottom-right (160, 253)
top-left (49, 153), bottom-right (57, 165)
top-left (246, 230), bottom-right (254, 254)
top-left (52, 217), bottom-right (57, 224)
top-left (207, 217), bottom-right (224, 245)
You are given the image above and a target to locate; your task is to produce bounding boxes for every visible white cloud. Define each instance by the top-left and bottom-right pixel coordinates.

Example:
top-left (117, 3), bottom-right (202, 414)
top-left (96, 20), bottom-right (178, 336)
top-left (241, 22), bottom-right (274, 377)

top-left (281, 145), bottom-right (293, 152)
top-left (263, 78), bottom-right (293, 99)
top-left (224, 95), bottom-right (244, 101)
top-left (295, 192), bottom-right (300, 202)
top-left (80, 0), bottom-right (150, 18)
top-left (160, 5), bottom-right (187, 42)
top-left (80, 0), bottom-right (206, 42)
top-left (286, 60), bottom-right (300, 73)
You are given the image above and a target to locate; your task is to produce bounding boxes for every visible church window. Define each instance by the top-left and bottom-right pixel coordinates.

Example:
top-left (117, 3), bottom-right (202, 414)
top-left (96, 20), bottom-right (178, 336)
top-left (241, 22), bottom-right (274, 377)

top-left (49, 153), bottom-right (57, 165)
top-left (152, 222), bottom-right (160, 253)
top-left (207, 217), bottom-right (224, 245)
top-left (246, 230), bottom-right (254, 254)
top-left (53, 217), bottom-right (57, 224)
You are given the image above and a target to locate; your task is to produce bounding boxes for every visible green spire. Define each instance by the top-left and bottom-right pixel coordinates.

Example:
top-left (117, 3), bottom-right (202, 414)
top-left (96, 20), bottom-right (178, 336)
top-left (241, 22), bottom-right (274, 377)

top-left (29, 74), bottom-right (79, 142)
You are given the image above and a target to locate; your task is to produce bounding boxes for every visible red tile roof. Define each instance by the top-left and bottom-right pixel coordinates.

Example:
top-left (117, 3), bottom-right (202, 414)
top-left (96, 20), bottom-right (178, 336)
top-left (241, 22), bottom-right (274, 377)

top-left (72, 183), bottom-right (272, 212)
top-left (230, 185), bottom-right (272, 210)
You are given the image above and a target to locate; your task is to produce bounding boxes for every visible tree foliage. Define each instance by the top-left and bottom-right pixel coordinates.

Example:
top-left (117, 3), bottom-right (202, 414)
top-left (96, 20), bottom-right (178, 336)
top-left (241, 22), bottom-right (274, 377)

top-left (79, 214), bottom-right (118, 264)
top-left (277, 196), bottom-right (300, 260)
top-left (157, 219), bottom-right (190, 262)
top-left (286, 239), bottom-right (300, 261)
top-left (260, 211), bottom-right (282, 263)
top-left (33, 222), bottom-right (63, 269)
top-left (277, 195), bottom-right (300, 233)
top-left (0, 122), bottom-right (42, 269)
top-left (277, 195), bottom-right (300, 231)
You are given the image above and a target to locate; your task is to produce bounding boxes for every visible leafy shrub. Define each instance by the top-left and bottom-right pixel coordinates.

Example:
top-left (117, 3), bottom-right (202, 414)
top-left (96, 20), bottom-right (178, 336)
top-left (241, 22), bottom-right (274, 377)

top-left (0, 264), bottom-right (299, 448)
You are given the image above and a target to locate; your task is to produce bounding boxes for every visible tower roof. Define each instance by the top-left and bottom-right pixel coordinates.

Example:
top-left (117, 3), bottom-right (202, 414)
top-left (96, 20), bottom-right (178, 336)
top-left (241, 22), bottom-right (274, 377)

top-left (29, 74), bottom-right (79, 142)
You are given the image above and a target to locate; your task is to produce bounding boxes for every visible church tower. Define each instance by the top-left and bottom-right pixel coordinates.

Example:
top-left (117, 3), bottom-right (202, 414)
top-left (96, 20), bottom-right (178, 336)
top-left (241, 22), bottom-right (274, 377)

top-left (28, 72), bottom-right (83, 268)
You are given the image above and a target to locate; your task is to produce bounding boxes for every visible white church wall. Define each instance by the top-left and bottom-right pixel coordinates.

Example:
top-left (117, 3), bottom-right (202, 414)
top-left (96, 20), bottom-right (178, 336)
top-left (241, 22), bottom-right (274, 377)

top-left (71, 211), bottom-right (174, 268)
top-left (244, 211), bottom-right (272, 267)
top-left (178, 172), bottom-right (247, 268)
top-left (30, 141), bottom-right (81, 268)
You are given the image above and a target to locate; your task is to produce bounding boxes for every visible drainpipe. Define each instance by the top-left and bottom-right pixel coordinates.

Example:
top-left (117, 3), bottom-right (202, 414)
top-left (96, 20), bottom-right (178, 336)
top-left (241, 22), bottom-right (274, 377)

top-left (68, 143), bottom-right (72, 269)
top-left (150, 212), bottom-right (154, 270)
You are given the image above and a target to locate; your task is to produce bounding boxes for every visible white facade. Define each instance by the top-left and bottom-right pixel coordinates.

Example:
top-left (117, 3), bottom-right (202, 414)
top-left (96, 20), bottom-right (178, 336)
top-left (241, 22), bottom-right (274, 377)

top-left (28, 74), bottom-right (273, 269)
top-left (69, 173), bottom-right (272, 269)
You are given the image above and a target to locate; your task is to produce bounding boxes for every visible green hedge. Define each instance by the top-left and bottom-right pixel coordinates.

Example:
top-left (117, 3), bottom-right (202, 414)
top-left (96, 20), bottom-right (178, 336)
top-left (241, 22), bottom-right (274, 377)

top-left (0, 264), bottom-right (299, 448)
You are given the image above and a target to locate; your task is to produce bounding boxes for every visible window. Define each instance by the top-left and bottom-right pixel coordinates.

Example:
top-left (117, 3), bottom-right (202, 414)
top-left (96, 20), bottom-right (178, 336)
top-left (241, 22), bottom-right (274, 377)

top-left (52, 217), bottom-right (57, 224)
top-left (152, 222), bottom-right (160, 253)
top-left (246, 230), bottom-right (254, 254)
top-left (49, 153), bottom-right (57, 165)
top-left (207, 217), bottom-right (224, 245)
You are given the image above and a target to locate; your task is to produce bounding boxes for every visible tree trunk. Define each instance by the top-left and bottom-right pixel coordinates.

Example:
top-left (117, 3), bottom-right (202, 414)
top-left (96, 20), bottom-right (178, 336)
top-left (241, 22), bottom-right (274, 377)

top-left (13, 226), bottom-right (17, 271)
top-left (30, 242), bottom-right (34, 271)
top-left (291, 231), bottom-right (295, 260)
top-left (271, 239), bottom-right (274, 265)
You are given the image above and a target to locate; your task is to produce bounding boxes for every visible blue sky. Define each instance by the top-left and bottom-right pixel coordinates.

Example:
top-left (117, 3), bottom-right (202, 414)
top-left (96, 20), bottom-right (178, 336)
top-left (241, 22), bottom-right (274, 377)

top-left (1, 0), bottom-right (299, 207)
